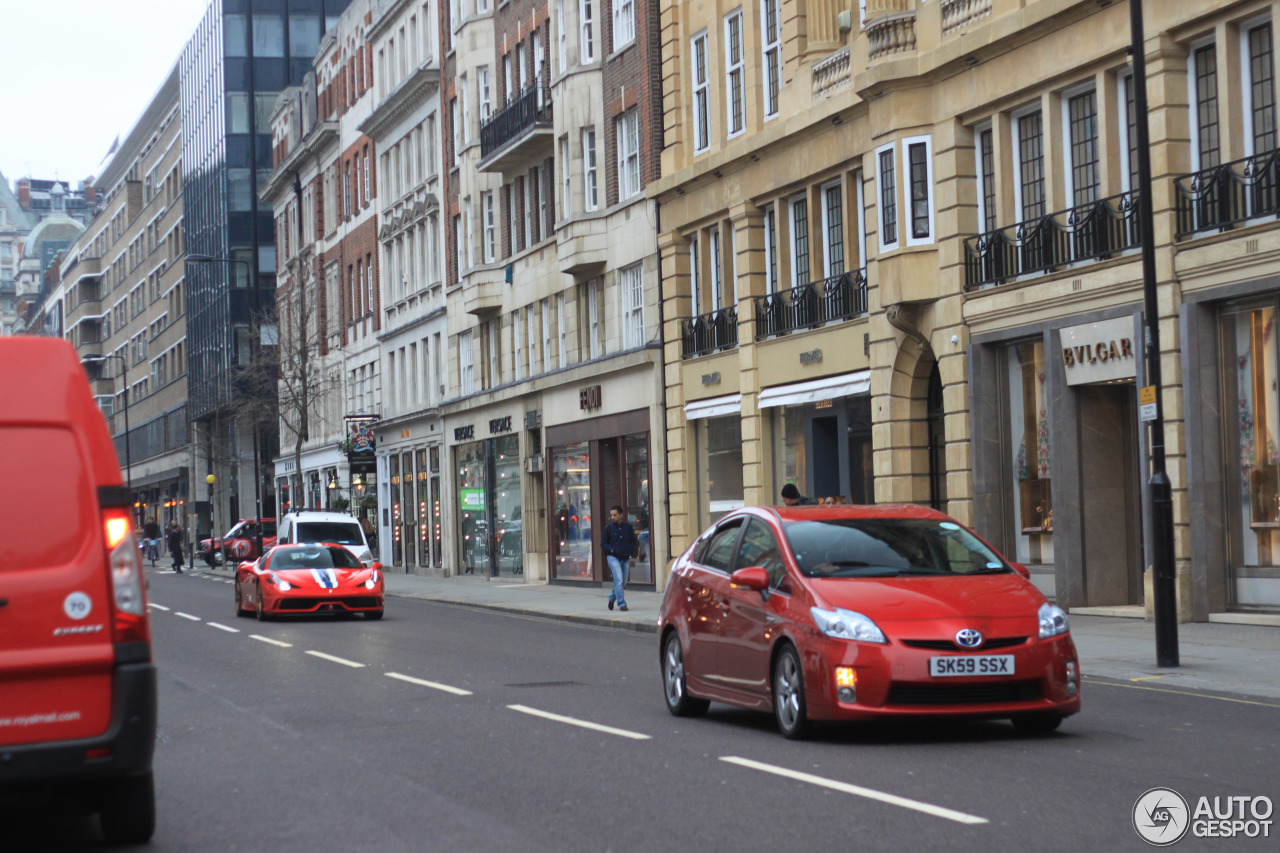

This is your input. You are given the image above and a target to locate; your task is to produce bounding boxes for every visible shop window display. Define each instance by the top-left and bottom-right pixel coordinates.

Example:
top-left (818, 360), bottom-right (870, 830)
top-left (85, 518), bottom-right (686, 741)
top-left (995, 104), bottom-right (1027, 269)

top-left (457, 441), bottom-right (488, 572)
top-left (701, 415), bottom-right (744, 525)
top-left (625, 434), bottom-right (652, 584)
top-left (552, 442), bottom-right (593, 580)
top-left (1007, 341), bottom-right (1053, 565)
top-left (1225, 306), bottom-right (1280, 567)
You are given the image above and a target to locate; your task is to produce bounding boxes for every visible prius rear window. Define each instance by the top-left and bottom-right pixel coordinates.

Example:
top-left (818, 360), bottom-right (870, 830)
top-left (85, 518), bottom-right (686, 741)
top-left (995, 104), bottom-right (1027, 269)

top-left (0, 427), bottom-right (91, 568)
top-left (296, 522), bottom-right (364, 546)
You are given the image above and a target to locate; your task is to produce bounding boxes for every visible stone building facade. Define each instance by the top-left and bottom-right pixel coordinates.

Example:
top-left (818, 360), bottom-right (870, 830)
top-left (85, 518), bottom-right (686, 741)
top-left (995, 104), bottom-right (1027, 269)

top-left (653, 0), bottom-right (1280, 618)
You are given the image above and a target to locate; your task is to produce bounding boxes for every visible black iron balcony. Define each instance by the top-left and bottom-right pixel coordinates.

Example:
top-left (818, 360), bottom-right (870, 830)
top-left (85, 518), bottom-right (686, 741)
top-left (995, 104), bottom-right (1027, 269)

top-left (964, 190), bottom-right (1141, 290)
top-left (1175, 149), bottom-right (1280, 238)
top-left (681, 308), bottom-right (738, 359)
top-left (479, 84), bottom-right (553, 164)
top-left (754, 269), bottom-right (868, 340)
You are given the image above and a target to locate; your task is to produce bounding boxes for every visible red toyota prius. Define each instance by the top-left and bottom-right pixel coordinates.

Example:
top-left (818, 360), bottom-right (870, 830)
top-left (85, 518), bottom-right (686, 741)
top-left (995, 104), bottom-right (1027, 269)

top-left (658, 504), bottom-right (1080, 738)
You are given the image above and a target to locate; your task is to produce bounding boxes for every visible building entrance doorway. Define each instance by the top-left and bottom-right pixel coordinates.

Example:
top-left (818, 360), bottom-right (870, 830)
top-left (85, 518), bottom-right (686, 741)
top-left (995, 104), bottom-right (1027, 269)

top-left (1078, 383), bottom-right (1144, 606)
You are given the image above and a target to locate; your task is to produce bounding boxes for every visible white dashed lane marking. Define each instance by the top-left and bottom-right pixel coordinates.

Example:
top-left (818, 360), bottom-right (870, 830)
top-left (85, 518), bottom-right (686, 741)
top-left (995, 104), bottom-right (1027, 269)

top-left (385, 672), bottom-right (472, 696)
top-left (305, 650), bottom-right (366, 668)
top-left (175, 612), bottom-right (201, 621)
top-left (249, 634), bottom-right (292, 648)
top-left (719, 756), bottom-right (988, 825)
top-left (506, 705), bottom-right (650, 740)
top-left (207, 622), bottom-right (240, 633)
top-left (147, 603), bottom-right (170, 611)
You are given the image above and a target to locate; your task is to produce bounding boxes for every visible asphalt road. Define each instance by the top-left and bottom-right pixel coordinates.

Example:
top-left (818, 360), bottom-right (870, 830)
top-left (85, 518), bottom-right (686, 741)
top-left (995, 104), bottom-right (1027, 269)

top-left (7, 568), bottom-right (1278, 852)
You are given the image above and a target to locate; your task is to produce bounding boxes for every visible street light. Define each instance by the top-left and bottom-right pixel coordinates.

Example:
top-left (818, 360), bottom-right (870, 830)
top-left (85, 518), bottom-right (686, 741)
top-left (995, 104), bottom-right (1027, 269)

top-left (186, 253), bottom-right (264, 559)
top-left (83, 352), bottom-right (132, 517)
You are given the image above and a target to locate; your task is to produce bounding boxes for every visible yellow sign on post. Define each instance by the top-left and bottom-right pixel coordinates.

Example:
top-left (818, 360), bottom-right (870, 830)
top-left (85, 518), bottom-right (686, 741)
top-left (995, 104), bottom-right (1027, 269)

top-left (1139, 385), bottom-right (1158, 421)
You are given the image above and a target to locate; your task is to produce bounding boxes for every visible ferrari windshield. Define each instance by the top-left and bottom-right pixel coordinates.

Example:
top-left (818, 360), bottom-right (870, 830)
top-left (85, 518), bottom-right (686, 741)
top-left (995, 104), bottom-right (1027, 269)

top-left (271, 546), bottom-right (363, 570)
top-left (296, 522), bottom-right (364, 546)
top-left (782, 518), bottom-right (1011, 578)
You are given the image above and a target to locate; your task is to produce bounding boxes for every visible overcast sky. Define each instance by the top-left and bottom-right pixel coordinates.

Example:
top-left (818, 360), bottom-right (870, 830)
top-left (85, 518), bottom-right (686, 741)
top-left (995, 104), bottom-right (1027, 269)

top-left (0, 0), bottom-right (211, 187)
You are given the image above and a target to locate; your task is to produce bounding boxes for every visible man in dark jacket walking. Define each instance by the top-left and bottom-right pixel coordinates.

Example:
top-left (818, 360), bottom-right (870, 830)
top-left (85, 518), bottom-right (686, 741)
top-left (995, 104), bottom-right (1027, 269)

top-left (166, 521), bottom-right (185, 573)
top-left (600, 505), bottom-right (636, 612)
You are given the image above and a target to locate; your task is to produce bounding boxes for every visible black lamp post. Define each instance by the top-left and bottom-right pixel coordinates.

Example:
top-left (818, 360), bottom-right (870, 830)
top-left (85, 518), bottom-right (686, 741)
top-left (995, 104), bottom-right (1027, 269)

top-left (83, 352), bottom-right (132, 517)
top-left (186, 253), bottom-right (266, 558)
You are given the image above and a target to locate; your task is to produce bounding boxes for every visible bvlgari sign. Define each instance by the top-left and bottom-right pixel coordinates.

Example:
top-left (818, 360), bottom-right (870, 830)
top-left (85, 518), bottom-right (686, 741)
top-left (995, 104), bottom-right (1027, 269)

top-left (1059, 317), bottom-right (1138, 386)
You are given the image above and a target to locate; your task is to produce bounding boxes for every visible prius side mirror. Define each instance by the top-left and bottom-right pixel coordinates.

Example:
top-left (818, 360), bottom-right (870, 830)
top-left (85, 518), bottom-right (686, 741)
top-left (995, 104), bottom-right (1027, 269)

top-left (730, 566), bottom-right (770, 593)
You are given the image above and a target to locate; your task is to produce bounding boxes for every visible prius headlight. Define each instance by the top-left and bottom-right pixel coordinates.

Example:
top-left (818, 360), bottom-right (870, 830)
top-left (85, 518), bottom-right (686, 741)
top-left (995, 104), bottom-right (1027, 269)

top-left (1038, 602), bottom-right (1069, 638)
top-left (810, 607), bottom-right (887, 644)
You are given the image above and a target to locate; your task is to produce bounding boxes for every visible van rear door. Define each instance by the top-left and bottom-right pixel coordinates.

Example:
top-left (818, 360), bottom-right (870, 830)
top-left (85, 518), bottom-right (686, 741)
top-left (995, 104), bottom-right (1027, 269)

top-left (0, 425), bottom-right (116, 746)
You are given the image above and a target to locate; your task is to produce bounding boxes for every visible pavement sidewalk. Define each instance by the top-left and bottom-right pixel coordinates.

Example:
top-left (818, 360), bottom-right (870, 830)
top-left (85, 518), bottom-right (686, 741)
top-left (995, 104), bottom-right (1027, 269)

top-left (199, 563), bottom-right (1280, 702)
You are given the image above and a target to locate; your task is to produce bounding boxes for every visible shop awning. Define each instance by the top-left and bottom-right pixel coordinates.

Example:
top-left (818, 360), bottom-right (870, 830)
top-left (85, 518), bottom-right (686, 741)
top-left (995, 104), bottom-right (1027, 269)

top-left (757, 370), bottom-right (870, 409)
top-left (683, 393), bottom-right (742, 420)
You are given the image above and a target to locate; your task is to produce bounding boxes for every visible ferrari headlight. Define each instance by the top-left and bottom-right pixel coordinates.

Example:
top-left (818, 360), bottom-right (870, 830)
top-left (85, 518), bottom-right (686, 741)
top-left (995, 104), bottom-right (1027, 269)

top-left (810, 607), bottom-right (887, 644)
top-left (267, 573), bottom-right (292, 591)
top-left (1039, 602), bottom-right (1069, 638)
top-left (365, 569), bottom-right (380, 589)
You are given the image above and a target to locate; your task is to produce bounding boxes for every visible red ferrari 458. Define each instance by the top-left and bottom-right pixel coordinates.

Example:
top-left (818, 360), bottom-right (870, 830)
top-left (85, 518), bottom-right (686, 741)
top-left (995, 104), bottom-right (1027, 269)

top-left (658, 504), bottom-right (1080, 738)
top-left (235, 543), bottom-right (384, 620)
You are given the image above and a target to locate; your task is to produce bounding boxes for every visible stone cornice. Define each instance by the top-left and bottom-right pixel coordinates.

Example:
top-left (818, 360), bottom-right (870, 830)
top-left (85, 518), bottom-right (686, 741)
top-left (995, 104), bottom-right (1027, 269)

top-left (358, 65), bottom-right (441, 141)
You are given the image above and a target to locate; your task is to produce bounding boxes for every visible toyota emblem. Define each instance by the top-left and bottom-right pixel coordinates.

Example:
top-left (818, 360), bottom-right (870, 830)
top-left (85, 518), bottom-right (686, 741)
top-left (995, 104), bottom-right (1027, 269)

top-left (955, 628), bottom-right (983, 648)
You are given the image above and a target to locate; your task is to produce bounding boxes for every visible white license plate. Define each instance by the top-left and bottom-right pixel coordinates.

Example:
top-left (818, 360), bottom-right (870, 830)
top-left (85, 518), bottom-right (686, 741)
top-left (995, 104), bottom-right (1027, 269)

top-left (929, 655), bottom-right (1015, 677)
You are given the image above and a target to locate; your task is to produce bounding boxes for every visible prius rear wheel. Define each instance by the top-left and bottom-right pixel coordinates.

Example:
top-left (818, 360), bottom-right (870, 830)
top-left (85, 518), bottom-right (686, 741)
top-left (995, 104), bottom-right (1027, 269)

top-left (662, 632), bottom-right (708, 717)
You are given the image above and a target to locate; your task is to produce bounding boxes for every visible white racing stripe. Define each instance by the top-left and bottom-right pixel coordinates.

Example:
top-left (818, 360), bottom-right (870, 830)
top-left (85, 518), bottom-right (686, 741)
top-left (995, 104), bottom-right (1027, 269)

top-left (147, 603), bottom-right (170, 611)
top-left (720, 756), bottom-right (988, 825)
top-left (249, 634), bottom-right (292, 648)
top-left (175, 612), bottom-right (201, 621)
top-left (385, 672), bottom-right (473, 696)
top-left (507, 704), bottom-right (651, 740)
top-left (305, 650), bottom-right (366, 668)
top-left (207, 622), bottom-right (240, 633)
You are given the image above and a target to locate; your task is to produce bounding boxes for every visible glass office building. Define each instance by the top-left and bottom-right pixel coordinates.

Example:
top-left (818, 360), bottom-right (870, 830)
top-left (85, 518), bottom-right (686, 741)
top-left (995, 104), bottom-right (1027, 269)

top-left (180, 0), bottom-right (350, 418)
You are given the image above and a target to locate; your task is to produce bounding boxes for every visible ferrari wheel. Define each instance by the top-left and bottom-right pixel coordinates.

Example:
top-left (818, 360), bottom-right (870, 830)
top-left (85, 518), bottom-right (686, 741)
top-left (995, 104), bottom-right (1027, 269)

top-left (662, 632), bottom-right (709, 717)
top-left (255, 583), bottom-right (272, 621)
top-left (234, 582), bottom-right (251, 618)
top-left (364, 609), bottom-right (384, 620)
top-left (773, 644), bottom-right (810, 740)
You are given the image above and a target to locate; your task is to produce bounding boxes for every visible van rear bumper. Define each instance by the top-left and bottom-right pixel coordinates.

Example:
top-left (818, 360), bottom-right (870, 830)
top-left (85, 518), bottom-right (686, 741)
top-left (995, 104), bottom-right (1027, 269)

top-left (0, 663), bottom-right (156, 787)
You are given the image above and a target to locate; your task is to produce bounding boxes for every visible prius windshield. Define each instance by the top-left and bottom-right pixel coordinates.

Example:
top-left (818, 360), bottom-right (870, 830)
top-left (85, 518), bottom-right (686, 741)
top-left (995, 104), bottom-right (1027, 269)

top-left (782, 518), bottom-right (1011, 578)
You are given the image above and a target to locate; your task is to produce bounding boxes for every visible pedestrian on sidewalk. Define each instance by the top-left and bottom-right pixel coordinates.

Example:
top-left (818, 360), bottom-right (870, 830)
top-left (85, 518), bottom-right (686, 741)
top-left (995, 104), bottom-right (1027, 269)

top-left (166, 521), bottom-right (185, 573)
top-left (601, 505), bottom-right (636, 612)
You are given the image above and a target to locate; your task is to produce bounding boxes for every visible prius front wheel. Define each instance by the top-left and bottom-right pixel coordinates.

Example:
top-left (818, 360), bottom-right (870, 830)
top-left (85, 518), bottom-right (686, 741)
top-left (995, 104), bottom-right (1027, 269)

top-left (773, 644), bottom-right (810, 740)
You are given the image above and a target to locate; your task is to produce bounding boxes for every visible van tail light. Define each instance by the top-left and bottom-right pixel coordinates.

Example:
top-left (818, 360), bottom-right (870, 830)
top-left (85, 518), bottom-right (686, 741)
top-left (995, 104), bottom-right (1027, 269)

top-left (103, 509), bottom-right (150, 658)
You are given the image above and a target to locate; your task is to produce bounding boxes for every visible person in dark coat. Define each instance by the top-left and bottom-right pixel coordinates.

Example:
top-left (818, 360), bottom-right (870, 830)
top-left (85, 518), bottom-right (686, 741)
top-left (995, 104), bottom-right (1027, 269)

top-left (780, 483), bottom-right (813, 506)
top-left (166, 521), bottom-right (185, 573)
top-left (600, 505), bottom-right (637, 612)
top-left (143, 517), bottom-right (162, 564)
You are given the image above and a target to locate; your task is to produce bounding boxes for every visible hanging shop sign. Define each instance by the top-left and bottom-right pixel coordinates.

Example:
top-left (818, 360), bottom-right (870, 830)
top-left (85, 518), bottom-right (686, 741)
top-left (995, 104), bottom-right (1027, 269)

top-left (343, 414), bottom-right (379, 456)
top-left (1059, 317), bottom-right (1137, 386)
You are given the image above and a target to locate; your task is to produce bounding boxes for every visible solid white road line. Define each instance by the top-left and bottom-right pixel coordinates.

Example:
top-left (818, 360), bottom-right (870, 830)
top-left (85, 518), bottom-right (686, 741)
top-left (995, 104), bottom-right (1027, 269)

top-left (305, 650), bottom-right (366, 668)
top-left (147, 603), bottom-right (170, 611)
top-left (175, 612), bottom-right (201, 621)
top-left (720, 757), bottom-right (988, 825)
top-left (207, 622), bottom-right (240, 633)
top-left (249, 634), bottom-right (293, 648)
top-left (385, 672), bottom-right (473, 696)
top-left (506, 704), bottom-right (651, 740)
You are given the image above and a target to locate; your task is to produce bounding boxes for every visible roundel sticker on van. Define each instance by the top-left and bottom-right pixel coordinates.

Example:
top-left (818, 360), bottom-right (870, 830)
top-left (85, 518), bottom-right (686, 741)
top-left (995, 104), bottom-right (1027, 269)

top-left (64, 592), bottom-right (92, 620)
top-left (231, 539), bottom-right (251, 558)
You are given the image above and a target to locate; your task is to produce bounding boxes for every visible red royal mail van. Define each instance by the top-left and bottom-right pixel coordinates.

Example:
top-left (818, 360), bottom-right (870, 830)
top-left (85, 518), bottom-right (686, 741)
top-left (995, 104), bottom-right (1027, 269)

top-left (0, 337), bottom-right (156, 843)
